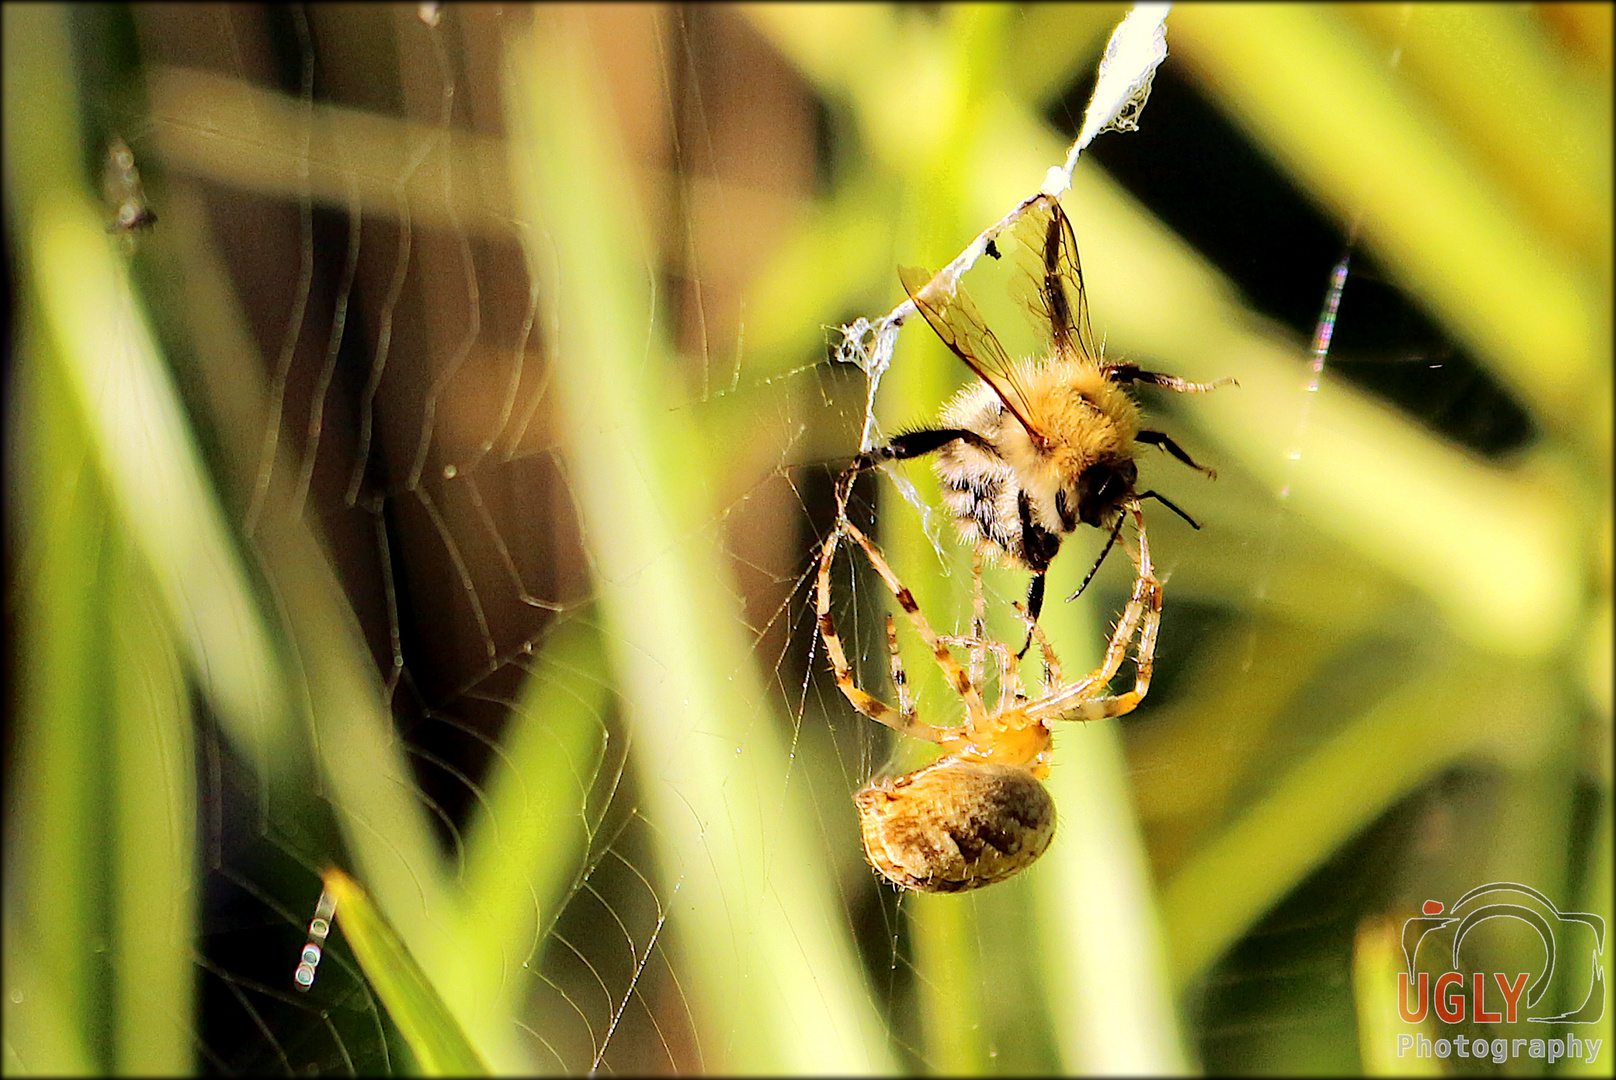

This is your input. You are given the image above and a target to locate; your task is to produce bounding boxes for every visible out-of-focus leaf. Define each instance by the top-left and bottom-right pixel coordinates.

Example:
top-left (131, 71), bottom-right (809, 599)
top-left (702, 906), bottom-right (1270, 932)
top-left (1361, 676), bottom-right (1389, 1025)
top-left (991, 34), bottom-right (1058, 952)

top-left (322, 868), bottom-right (489, 1077)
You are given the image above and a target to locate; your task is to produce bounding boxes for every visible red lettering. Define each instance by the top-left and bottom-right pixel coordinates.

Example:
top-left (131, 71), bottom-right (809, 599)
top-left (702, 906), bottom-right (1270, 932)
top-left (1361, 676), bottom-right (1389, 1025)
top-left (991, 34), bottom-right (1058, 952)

top-left (1493, 972), bottom-right (1529, 1023)
top-left (1435, 971), bottom-right (1466, 1022)
top-left (1398, 973), bottom-right (1429, 1023)
top-left (1474, 973), bottom-right (1502, 1022)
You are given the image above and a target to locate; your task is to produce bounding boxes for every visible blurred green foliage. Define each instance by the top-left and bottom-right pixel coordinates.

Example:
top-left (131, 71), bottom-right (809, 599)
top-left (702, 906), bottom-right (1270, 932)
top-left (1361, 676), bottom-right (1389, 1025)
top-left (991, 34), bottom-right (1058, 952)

top-left (6, 3), bottom-right (1609, 1075)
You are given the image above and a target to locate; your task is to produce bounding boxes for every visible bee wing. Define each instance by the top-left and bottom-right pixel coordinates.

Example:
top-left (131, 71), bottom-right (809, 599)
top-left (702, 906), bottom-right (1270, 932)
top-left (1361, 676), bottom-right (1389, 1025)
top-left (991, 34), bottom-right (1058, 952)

top-left (1007, 194), bottom-right (1101, 363)
top-left (898, 263), bottom-right (1048, 444)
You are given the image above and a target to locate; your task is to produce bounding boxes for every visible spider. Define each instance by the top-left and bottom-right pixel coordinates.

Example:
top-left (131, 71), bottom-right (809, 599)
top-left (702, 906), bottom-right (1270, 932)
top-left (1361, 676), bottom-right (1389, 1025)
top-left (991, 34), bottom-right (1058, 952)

top-left (815, 495), bottom-right (1161, 892)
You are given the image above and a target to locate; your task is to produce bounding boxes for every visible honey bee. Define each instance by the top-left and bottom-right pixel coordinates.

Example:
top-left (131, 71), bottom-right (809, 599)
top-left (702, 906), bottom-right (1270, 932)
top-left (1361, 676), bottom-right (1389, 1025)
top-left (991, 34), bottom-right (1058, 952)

top-left (855, 194), bottom-right (1231, 627)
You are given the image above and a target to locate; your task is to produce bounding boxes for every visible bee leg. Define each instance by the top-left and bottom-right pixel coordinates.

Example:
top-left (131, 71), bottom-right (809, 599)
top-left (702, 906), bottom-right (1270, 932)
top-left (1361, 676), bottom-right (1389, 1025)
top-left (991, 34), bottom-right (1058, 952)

top-left (1104, 364), bottom-right (1236, 395)
top-left (838, 427), bottom-right (989, 509)
top-left (1136, 489), bottom-right (1201, 530)
top-left (1136, 429), bottom-right (1217, 479)
top-left (1014, 491), bottom-right (1061, 658)
top-left (1016, 573), bottom-right (1046, 659)
top-left (1025, 573), bottom-right (1046, 625)
top-left (1030, 503), bottom-right (1163, 726)
top-left (854, 428), bottom-right (998, 470)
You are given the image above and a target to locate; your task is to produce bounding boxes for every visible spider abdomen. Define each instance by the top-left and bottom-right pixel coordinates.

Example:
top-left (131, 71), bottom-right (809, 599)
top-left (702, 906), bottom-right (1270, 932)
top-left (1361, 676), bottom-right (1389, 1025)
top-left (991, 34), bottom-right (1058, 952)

top-left (855, 758), bottom-right (1055, 893)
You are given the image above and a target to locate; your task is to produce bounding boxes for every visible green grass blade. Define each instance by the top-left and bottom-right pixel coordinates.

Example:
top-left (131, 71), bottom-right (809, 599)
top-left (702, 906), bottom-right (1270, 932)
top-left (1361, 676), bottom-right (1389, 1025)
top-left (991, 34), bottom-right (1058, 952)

top-left (504, 13), bottom-right (894, 1071)
top-left (7, 320), bottom-right (117, 1075)
top-left (108, 545), bottom-right (196, 1074)
top-left (450, 613), bottom-right (609, 1014)
top-left (322, 868), bottom-right (489, 1077)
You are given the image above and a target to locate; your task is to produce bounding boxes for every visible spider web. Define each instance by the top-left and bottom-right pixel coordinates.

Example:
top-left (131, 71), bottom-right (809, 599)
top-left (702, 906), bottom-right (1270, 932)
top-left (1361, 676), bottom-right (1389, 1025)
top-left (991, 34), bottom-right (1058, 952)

top-left (103, 4), bottom-right (909, 1073)
top-left (12, 3), bottom-right (1607, 1076)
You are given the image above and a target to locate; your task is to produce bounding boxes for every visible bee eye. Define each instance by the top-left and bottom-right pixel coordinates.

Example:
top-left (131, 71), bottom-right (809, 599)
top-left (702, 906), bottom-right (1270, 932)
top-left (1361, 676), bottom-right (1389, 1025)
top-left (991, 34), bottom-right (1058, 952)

top-left (1054, 488), bottom-right (1078, 533)
top-left (1077, 464), bottom-right (1133, 526)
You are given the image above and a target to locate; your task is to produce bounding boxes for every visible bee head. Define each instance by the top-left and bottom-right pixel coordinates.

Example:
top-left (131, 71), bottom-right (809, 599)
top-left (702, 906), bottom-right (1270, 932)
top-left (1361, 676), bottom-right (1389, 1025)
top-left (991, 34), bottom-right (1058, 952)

top-left (1074, 460), bottom-right (1137, 528)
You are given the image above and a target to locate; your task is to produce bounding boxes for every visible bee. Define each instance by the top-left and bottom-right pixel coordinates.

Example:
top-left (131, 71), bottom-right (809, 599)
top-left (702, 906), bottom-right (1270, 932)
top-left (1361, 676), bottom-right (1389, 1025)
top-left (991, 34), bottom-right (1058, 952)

top-left (854, 194), bottom-right (1231, 630)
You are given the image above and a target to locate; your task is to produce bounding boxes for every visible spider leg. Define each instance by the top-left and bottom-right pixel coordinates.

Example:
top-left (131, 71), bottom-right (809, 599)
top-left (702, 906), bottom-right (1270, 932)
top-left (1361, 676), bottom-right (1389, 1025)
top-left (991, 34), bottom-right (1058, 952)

top-left (960, 553), bottom-right (1032, 708)
top-left (816, 523), bottom-right (949, 743)
top-left (838, 519), bottom-right (990, 728)
top-left (1011, 601), bottom-right (1063, 696)
top-left (991, 636), bottom-right (1025, 708)
top-left (884, 614), bottom-right (917, 726)
top-left (939, 633), bottom-right (1023, 710)
top-left (967, 551), bottom-right (988, 690)
top-left (1026, 501), bottom-right (1162, 724)
top-left (1093, 503), bottom-right (1155, 687)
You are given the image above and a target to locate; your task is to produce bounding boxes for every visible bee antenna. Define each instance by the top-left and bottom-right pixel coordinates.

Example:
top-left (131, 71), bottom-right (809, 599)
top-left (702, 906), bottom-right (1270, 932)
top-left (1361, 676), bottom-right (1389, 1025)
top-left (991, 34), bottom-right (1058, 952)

top-left (1137, 490), bottom-right (1200, 530)
top-left (1066, 513), bottom-right (1126, 603)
